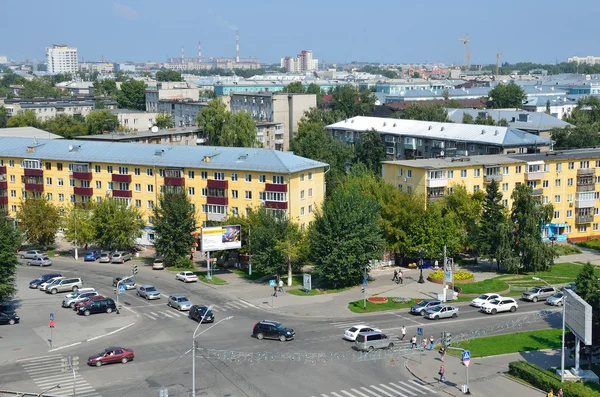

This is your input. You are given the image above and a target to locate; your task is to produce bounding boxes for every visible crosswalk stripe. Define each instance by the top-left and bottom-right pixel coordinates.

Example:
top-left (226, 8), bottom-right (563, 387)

top-left (411, 380), bottom-right (437, 394)
top-left (18, 354), bottom-right (63, 362)
top-left (350, 389), bottom-right (370, 397)
top-left (168, 310), bottom-right (184, 317)
top-left (378, 384), bottom-right (409, 397)
top-left (238, 299), bottom-right (256, 308)
top-left (395, 381), bottom-right (426, 395)
top-left (360, 387), bottom-right (383, 397)
top-left (369, 385), bottom-right (393, 397)
top-left (340, 390), bottom-right (355, 397)
top-left (143, 313), bottom-right (158, 320)
top-left (330, 392), bottom-right (345, 397)
top-left (159, 311), bottom-right (174, 318)
top-left (320, 394), bottom-right (329, 397)
top-left (225, 301), bottom-right (246, 309)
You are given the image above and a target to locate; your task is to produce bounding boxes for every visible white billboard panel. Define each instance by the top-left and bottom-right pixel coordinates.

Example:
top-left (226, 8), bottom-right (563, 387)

top-left (564, 288), bottom-right (592, 345)
top-left (201, 225), bottom-right (241, 252)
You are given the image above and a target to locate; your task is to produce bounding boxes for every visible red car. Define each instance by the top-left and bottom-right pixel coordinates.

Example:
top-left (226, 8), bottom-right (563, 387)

top-left (73, 295), bottom-right (105, 311)
top-left (88, 347), bottom-right (134, 367)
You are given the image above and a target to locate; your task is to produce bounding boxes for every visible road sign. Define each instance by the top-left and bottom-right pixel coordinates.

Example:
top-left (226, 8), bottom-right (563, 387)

top-left (269, 280), bottom-right (276, 287)
top-left (48, 320), bottom-right (55, 328)
top-left (362, 279), bottom-right (367, 287)
top-left (303, 274), bottom-right (312, 292)
top-left (462, 350), bottom-right (471, 367)
top-left (50, 312), bottom-right (54, 321)
top-left (417, 327), bottom-right (423, 336)
top-left (119, 285), bottom-right (126, 293)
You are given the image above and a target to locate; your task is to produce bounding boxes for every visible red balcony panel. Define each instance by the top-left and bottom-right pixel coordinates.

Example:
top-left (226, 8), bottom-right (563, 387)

top-left (75, 202), bottom-right (88, 209)
top-left (0, 181), bottom-right (7, 190)
top-left (112, 189), bottom-right (132, 198)
top-left (24, 169), bottom-right (43, 177)
top-left (74, 187), bottom-right (93, 196)
top-left (0, 166), bottom-right (6, 174)
top-left (111, 174), bottom-right (132, 183)
top-left (25, 183), bottom-right (44, 192)
top-left (0, 196), bottom-right (8, 204)
top-left (73, 171), bottom-right (92, 180)
top-left (207, 179), bottom-right (228, 189)
top-left (265, 183), bottom-right (288, 193)
top-left (206, 196), bottom-right (228, 206)
top-left (265, 201), bottom-right (288, 210)
top-left (164, 177), bottom-right (185, 186)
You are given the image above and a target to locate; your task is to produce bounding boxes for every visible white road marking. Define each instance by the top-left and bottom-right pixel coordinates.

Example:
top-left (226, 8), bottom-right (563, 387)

top-left (159, 311), bottom-right (174, 318)
top-left (410, 380), bottom-right (437, 394)
top-left (379, 383), bottom-right (409, 397)
top-left (18, 354), bottom-right (63, 362)
top-left (360, 387), bottom-right (383, 397)
top-left (48, 341), bottom-right (82, 352)
top-left (86, 322), bottom-right (135, 342)
top-left (350, 389), bottom-right (371, 397)
top-left (340, 390), bottom-right (356, 397)
top-left (143, 313), bottom-right (158, 320)
top-left (395, 381), bottom-right (426, 395)
top-left (369, 385), bottom-right (394, 397)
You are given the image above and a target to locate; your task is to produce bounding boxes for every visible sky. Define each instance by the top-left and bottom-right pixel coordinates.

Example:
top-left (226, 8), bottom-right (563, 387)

top-left (2, 0), bottom-right (600, 66)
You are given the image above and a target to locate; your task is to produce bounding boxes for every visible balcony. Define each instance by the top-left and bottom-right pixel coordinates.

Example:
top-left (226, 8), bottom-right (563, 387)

top-left (72, 171), bottom-right (92, 180)
top-left (575, 197), bottom-right (596, 208)
top-left (0, 196), bottom-right (8, 205)
top-left (525, 171), bottom-right (546, 181)
top-left (207, 179), bottom-right (228, 189)
top-left (485, 174), bottom-right (503, 183)
top-left (274, 139), bottom-right (284, 145)
top-left (428, 194), bottom-right (445, 202)
top-left (24, 168), bottom-right (43, 177)
top-left (265, 201), bottom-right (288, 210)
top-left (25, 183), bottom-right (44, 192)
top-left (74, 187), bottom-right (93, 196)
top-left (164, 177), bottom-right (185, 186)
top-left (265, 183), bottom-right (288, 192)
top-left (207, 196), bottom-right (228, 206)
top-left (531, 188), bottom-right (543, 196)
top-left (0, 181), bottom-right (6, 190)
top-left (112, 189), bottom-right (132, 198)
top-left (0, 166), bottom-right (6, 174)
top-left (576, 185), bottom-right (595, 192)
top-left (404, 139), bottom-right (416, 150)
top-left (577, 168), bottom-right (595, 176)
top-left (576, 215), bottom-right (594, 224)
top-left (426, 178), bottom-right (448, 188)
top-left (112, 174), bottom-right (132, 183)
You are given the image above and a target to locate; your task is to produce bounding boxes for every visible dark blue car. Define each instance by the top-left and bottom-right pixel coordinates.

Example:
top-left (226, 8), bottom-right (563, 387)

top-left (29, 273), bottom-right (62, 289)
top-left (84, 250), bottom-right (100, 261)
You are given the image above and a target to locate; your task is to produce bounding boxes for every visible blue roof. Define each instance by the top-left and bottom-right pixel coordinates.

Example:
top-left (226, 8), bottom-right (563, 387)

top-left (447, 109), bottom-right (572, 131)
top-left (0, 138), bottom-right (327, 174)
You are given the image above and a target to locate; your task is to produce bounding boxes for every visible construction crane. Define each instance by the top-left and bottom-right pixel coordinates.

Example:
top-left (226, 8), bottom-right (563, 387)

top-left (496, 50), bottom-right (502, 76)
top-left (458, 33), bottom-right (470, 71)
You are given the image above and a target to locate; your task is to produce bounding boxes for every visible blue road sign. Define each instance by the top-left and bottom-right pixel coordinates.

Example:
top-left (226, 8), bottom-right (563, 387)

top-left (269, 280), bottom-right (277, 287)
top-left (119, 285), bottom-right (126, 293)
top-left (50, 313), bottom-right (54, 321)
top-left (362, 279), bottom-right (367, 286)
top-left (462, 350), bottom-right (471, 361)
top-left (417, 327), bottom-right (423, 336)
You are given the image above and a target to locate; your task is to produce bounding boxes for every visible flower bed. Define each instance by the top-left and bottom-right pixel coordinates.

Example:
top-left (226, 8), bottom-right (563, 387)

top-left (367, 296), bottom-right (389, 304)
top-left (427, 269), bottom-right (474, 284)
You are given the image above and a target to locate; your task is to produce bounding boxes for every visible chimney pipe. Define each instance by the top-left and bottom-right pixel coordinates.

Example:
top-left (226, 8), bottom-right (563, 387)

top-left (181, 45), bottom-right (184, 64)
top-left (235, 29), bottom-right (240, 63)
top-left (198, 41), bottom-right (202, 62)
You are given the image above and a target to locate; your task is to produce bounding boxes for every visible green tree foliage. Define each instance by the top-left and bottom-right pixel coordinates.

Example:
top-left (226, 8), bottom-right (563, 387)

top-left (308, 183), bottom-right (384, 288)
top-left (196, 99), bottom-right (228, 145)
top-left (0, 216), bottom-right (21, 301)
top-left (574, 262), bottom-right (600, 302)
top-left (92, 199), bottom-right (144, 250)
top-left (329, 85), bottom-right (375, 118)
top-left (117, 79), bottom-right (147, 110)
top-left (441, 185), bottom-right (484, 251)
top-left (396, 103), bottom-right (449, 122)
top-left (0, 106), bottom-right (7, 128)
top-left (281, 81), bottom-right (305, 93)
top-left (564, 96), bottom-right (600, 127)
top-left (93, 79), bottom-right (118, 97)
top-left (405, 201), bottom-right (459, 259)
top-left (354, 129), bottom-right (385, 175)
top-left (155, 70), bottom-right (183, 82)
top-left (86, 110), bottom-right (119, 135)
top-left (220, 111), bottom-right (258, 147)
top-left (153, 191), bottom-right (197, 266)
top-left (301, 107), bottom-right (346, 125)
top-left (476, 180), bottom-right (507, 269)
top-left (488, 83), bottom-right (526, 108)
top-left (43, 114), bottom-right (88, 138)
top-left (497, 118), bottom-right (509, 127)
top-left (550, 125), bottom-right (600, 149)
top-left (62, 204), bottom-right (96, 248)
top-left (358, 65), bottom-right (399, 79)
top-left (153, 112), bottom-right (174, 129)
top-left (6, 110), bottom-right (40, 128)
top-left (50, 73), bottom-right (73, 84)
top-left (17, 195), bottom-right (61, 246)
top-left (19, 78), bottom-right (65, 98)
top-left (462, 113), bottom-right (474, 124)
top-left (475, 114), bottom-right (496, 125)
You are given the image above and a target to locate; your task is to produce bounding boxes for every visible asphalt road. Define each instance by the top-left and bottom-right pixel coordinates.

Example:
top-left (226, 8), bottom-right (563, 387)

top-left (0, 257), bottom-right (561, 397)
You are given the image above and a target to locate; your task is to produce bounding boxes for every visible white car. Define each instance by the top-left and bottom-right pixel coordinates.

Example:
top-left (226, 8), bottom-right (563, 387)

top-left (343, 325), bottom-right (381, 341)
top-left (470, 293), bottom-right (501, 308)
top-left (39, 277), bottom-right (65, 292)
top-left (480, 297), bottom-right (518, 315)
top-left (175, 271), bottom-right (198, 283)
top-left (152, 258), bottom-right (165, 270)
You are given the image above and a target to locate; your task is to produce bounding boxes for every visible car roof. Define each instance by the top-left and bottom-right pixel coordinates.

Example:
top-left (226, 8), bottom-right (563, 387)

top-left (140, 285), bottom-right (155, 288)
top-left (349, 324), bottom-right (370, 329)
top-left (358, 331), bottom-right (385, 336)
top-left (170, 294), bottom-right (187, 299)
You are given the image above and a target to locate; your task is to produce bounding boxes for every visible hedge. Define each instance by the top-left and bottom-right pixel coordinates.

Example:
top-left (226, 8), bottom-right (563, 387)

top-left (508, 361), bottom-right (600, 397)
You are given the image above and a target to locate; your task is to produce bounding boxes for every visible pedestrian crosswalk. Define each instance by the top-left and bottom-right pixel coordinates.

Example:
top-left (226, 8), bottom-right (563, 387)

top-left (309, 380), bottom-right (437, 397)
top-left (141, 299), bottom-right (256, 321)
top-left (330, 320), bottom-right (386, 331)
top-left (211, 299), bottom-right (257, 312)
top-left (19, 354), bottom-right (101, 397)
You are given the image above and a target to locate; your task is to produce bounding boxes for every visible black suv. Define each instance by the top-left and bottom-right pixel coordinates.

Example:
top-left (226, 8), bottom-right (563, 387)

top-left (29, 273), bottom-right (62, 289)
top-left (77, 298), bottom-right (116, 316)
top-left (189, 305), bottom-right (214, 323)
top-left (252, 320), bottom-right (295, 342)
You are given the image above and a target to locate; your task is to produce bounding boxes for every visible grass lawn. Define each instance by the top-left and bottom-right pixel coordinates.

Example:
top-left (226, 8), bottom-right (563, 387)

top-left (287, 285), bottom-right (353, 296)
top-left (231, 270), bottom-right (303, 286)
top-left (458, 278), bottom-right (509, 294)
top-left (447, 328), bottom-right (563, 358)
top-left (232, 269), bottom-right (267, 281)
top-left (167, 267), bottom-right (227, 285)
top-left (348, 297), bottom-right (415, 313)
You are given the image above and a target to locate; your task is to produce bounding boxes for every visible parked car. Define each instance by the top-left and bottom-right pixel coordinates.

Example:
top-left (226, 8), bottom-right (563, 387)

top-left (480, 297), bottom-right (518, 314)
top-left (29, 273), bottom-right (62, 289)
top-left (0, 303), bottom-right (16, 314)
top-left (547, 291), bottom-right (565, 306)
top-left (424, 305), bottom-right (459, 320)
top-left (188, 305), bottom-right (214, 323)
top-left (73, 295), bottom-right (106, 311)
top-left (354, 331), bottom-right (393, 352)
top-left (522, 286), bottom-right (556, 302)
top-left (152, 258), bottom-right (165, 270)
top-left (88, 347), bottom-right (134, 367)
top-left (62, 289), bottom-right (97, 308)
top-left (0, 312), bottom-right (20, 325)
top-left (470, 293), bottom-right (501, 308)
top-left (46, 277), bottom-right (84, 294)
top-left (84, 250), bottom-right (100, 261)
top-left (175, 271), bottom-right (198, 283)
top-left (112, 277), bottom-right (136, 289)
top-left (77, 298), bottom-right (116, 316)
top-left (252, 320), bottom-right (295, 342)
top-left (167, 295), bottom-right (192, 311)
top-left (39, 277), bottom-right (65, 292)
top-left (112, 251), bottom-right (132, 264)
top-left (26, 256), bottom-right (53, 267)
top-left (410, 299), bottom-right (442, 315)
top-left (99, 252), bottom-right (112, 263)
top-left (343, 325), bottom-right (381, 342)
top-left (136, 285), bottom-right (161, 300)
top-left (20, 250), bottom-right (45, 259)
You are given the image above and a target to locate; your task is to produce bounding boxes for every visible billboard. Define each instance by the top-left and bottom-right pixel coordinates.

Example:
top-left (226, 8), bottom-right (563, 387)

top-left (564, 288), bottom-right (592, 345)
top-left (201, 225), bottom-right (241, 252)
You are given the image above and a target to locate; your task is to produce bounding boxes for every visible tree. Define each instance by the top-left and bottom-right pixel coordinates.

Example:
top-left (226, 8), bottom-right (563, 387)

top-left (306, 83), bottom-right (324, 106)
top-left (220, 111), bottom-right (258, 147)
top-left (117, 79), bottom-right (147, 110)
top-left (20, 78), bottom-right (64, 98)
top-left (441, 185), bottom-right (484, 251)
top-left (153, 112), bottom-right (174, 129)
top-left (354, 129), bottom-right (385, 175)
top-left (550, 125), bottom-right (600, 149)
top-left (461, 113), bottom-right (474, 124)
top-left (397, 103), bottom-right (449, 122)
top-left (281, 81), bottom-right (305, 93)
top-left (0, 105), bottom-right (8, 128)
top-left (405, 202), bottom-right (454, 260)
top-left (574, 262), bottom-right (600, 302)
top-left (475, 114), bottom-right (496, 125)
top-left (196, 99), bottom-right (228, 145)
top-left (62, 204), bottom-right (96, 249)
top-left (476, 179), bottom-right (506, 269)
top-left (43, 114), bottom-right (87, 138)
top-left (564, 96), bottom-right (600, 127)
top-left (275, 220), bottom-right (305, 287)
top-left (497, 118), bottom-right (509, 127)
top-left (92, 199), bottom-right (145, 250)
top-left (17, 195), bottom-right (61, 247)
top-left (93, 79), bottom-right (118, 97)
top-left (488, 83), bottom-right (526, 109)
top-left (153, 191), bottom-right (197, 266)
top-left (301, 107), bottom-right (345, 125)
top-left (308, 183), bottom-right (384, 288)
top-left (86, 110), bottom-right (119, 135)
top-left (0, 216), bottom-right (21, 301)
top-left (6, 110), bottom-right (40, 128)
top-left (155, 70), bottom-right (183, 82)
top-left (329, 85), bottom-right (376, 118)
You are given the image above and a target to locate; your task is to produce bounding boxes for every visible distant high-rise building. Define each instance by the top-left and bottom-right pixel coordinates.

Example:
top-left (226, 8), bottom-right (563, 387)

top-left (0, 55), bottom-right (8, 64)
top-left (46, 44), bottom-right (78, 74)
top-left (280, 50), bottom-right (318, 73)
top-left (568, 56), bottom-right (600, 65)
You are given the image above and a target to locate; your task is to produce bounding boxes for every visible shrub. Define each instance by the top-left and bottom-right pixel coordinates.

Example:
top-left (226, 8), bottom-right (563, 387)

top-left (429, 269), bottom-right (474, 281)
top-left (172, 256), bottom-right (194, 269)
top-left (575, 238), bottom-right (600, 252)
top-left (508, 361), bottom-right (600, 397)
top-left (553, 244), bottom-right (582, 256)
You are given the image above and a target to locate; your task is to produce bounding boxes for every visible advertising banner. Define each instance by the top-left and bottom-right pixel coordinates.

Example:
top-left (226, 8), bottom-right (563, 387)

top-left (201, 225), bottom-right (242, 252)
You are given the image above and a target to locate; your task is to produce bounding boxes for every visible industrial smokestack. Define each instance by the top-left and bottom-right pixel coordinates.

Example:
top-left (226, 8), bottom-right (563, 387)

top-left (181, 45), bottom-right (184, 64)
top-left (235, 29), bottom-right (240, 63)
top-left (198, 41), bottom-right (202, 62)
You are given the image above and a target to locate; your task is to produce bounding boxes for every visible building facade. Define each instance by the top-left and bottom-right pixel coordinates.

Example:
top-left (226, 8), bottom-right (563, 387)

top-left (0, 138), bottom-right (327, 243)
top-left (1, 97), bottom-right (116, 122)
top-left (74, 127), bottom-right (204, 146)
top-left (280, 50), bottom-right (318, 73)
top-left (145, 82), bottom-right (200, 112)
top-left (46, 45), bottom-right (79, 74)
top-left (157, 99), bottom-right (208, 127)
top-left (382, 149), bottom-right (600, 243)
top-left (567, 56), bottom-right (600, 65)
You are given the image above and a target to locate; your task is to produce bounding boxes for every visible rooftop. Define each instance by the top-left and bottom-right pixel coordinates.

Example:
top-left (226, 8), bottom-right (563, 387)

top-left (446, 109), bottom-right (572, 131)
top-left (0, 127), bottom-right (62, 140)
top-left (74, 127), bottom-right (201, 141)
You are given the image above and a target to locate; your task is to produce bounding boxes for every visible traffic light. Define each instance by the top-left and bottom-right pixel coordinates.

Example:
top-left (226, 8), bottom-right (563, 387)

top-left (132, 264), bottom-right (138, 275)
top-left (71, 356), bottom-right (79, 371)
top-left (61, 358), bottom-right (69, 373)
top-left (445, 332), bottom-right (452, 347)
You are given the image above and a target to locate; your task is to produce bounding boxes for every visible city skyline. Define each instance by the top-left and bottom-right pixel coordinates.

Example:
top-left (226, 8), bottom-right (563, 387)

top-left (2, 0), bottom-right (600, 65)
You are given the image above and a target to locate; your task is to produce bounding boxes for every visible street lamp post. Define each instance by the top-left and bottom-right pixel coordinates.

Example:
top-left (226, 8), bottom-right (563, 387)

top-left (417, 249), bottom-right (425, 284)
top-left (73, 206), bottom-right (78, 261)
top-left (37, 384), bottom-right (61, 397)
top-left (192, 312), bottom-right (233, 397)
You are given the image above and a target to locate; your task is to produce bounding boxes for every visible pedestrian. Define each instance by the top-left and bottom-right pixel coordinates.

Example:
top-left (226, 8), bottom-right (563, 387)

top-left (546, 389), bottom-right (553, 397)
top-left (190, 253), bottom-right (194, 261)
top-left (392, 269), bottom-right (398, 283)
top-left (410, 335), bottom-right (417, 349)
top-left (439, 345), bottom-right (446, 362)
top-left (429, 335), bottom-right (435, 350)
top-left (401, 326), bottom-right (406, 341)
top-left (278, 279), bottom-right (284, 292)
top-left (398, 269), bottom-right (403, 284)
top-left (438, 365), bottom-right (445, 382)
top-left (557, 388), bottom-right (563, 397)
top-left (273, 285), bottom-right (277, 297)
top-left (84, 243), bottom-right (88, 251)
top-left (434, 259), bottom-right (439, 269)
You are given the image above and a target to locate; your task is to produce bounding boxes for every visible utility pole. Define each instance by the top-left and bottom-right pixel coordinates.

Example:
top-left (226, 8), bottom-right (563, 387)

top-left (61, 356), bottom-right (79, 396)
top-left (496, 51), bottom-right (502, 76)
top-left (73, 206), bottom-right (78, 261)
top-left (442, 244), bottom-right (447, 302)
top-left (362, 266), bottom-right (367, 309)
top-left (561, 294), bottom-right (566, 382)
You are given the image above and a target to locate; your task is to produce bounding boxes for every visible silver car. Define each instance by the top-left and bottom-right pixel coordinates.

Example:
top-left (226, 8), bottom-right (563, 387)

top-left (136, 285), bottom-right (161, 300)
top-left (546, 291), bottom-right (564, 306)
top-left (354, 331), bottom-right (394, 352)
top-left (27, 256), bottom-right (53, 267)
top-left (62, 289), bottom-right (98, 308)
top-left (522, 286), bottom-right (556, 302)
top-left (410, 299), bottom-right (442, 316)
top-left (112, 251), bottom-right (132, 263)
top-left (20, 250), bottom-right (46, 259)
top-left (99, 252), bottom-right (112, 263)
top-left (424, 305), bottom-right (459, 320)
top-left (167, 295), bottom-right (192, 311)
top-left (40, 277), bottom-right (65, 292)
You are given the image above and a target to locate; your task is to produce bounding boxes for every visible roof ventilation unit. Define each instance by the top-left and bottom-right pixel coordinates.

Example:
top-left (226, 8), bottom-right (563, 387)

top-left (154, 149), bottom-right (164, 156)
top-left (481, 129), bottom-right (486, 134)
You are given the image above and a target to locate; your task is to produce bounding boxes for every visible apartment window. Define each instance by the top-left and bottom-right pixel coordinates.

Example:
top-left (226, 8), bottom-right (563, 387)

top-left (543, 180), bottom-right (549, 188)
top-left (107, 166), bottom-right (113, 174)
top-left (244, 174), bottom-right (252, 182)
top-left (95, 165), bottom-right (101, 173)
top-left (201, 171), bottom-right (208, 180)
top-left (273, 175), bottom-right (284, 184)
top-left (118, 166), bottom-right (129, 174)
top-left (308, 188), bottom-right (313, 197)
top-left (515, 165), bottom-right (522, 174)
top-left (309, 205), bottom-right (313, 214)
top-left (566, 226), bottom-right (572, 234)
top-left (461, 169), bottom-right (467, 178)
top-left (578, 225), bottom-right (587, 233)
top-left (45, 162), bottom-right (51, 170)
top-left (542, 196), bottom-right (549, 204)
top-left (474, 169), bottom-right (480, 177)
top-left (11, 204), bottom-right (16, 212)
top-left (407, 170), bottom-right (412, 178)
top-left (118, 182), bottom-right (129, 190)
top-left (502, 199), bottom-right (508, 207)
top-left (567, 194), bottom-right (573, 202)
top-left (258, 175), bottom-right (266, 183)
top-left (57, 163), bottom-right (63, 171)
top-left (8, 160), bottom-right (14, 167)
top-left (201, 188), bottom-right (207, 196)
top-left (594, 223), bottom-right (599, 231)
top-left (300, 190), bottom-right (305, 200)
top-left (554, 195), bottom-right (561, 203)
top-left (596, 160), bottom-right (600, 168)
top-left (69, 179), bottom-right (75, 187)
top-left (133, 183), bottom-right (140, 192)
top-left (183, 187), bottom-right (193, 196)
top-left (544, 164), bottom-right (550, 172)
top-left (135, 200), bottom-right (141, 208)
top-left (58, 194), bottom-right (64, 202)
top-left (568, 162), bottom-right (574, 170)
top-left (147, 200), bottom-right (154, 209)
top-left (231, 173), bottom-right (238, 182)
top-left (146, 168), bottom-right (153, 176)
top-left (502, 183), bottom-right (508, 192)
top-left (308, 172), bottom-right (313, 180)
top-left (188, 170), bottom-right (194, 179)
top-left (43, 177), bottom-right (51, 185)
top-left (301, 207), bottom-right (305, 216)
top-left (214, 172), bottom-right (224, 180)
top-left (567, 210), bottom-right (573, 218)
top-left (159, 169), bottom-right (165, 177)
top-left (502, 166), bottom-right (509, 175)
top-left (300, 173), bottom-right (305, 182)
top-left (556, 163), bottom-right (562, 172)
top-left (567, 178), bottom-right (574, 186)
top-left (554, 211), bottom-right (560, 219)
top-left (95, 181), bottom-right (102, 189)
top-left (10, 190), bottom-right (16, 198)
top-left (231, 207), bottom-right (239, 216)
top-left (447, 170), bottom-right (454, 179)
top-left (231, 190), bottom-right (238, 199)
top-left (148, 216), bottom-right (154, 224)
top-left (131, 167), bottom-right (139, 176)
top-left (147, 184), bottom-right (154, 193)
top-left (555, 179), bottom-right (561, 187)
top-left (474, 185), bottom-right (480, 192)
top-left (245, 191), bottom-right (252, 199)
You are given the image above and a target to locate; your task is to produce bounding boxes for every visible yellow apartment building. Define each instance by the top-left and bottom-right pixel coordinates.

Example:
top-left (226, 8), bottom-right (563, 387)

top-left (0, 137), bottom-right (327, 244)
top-left (382, 149), bottom-right (600, 243)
